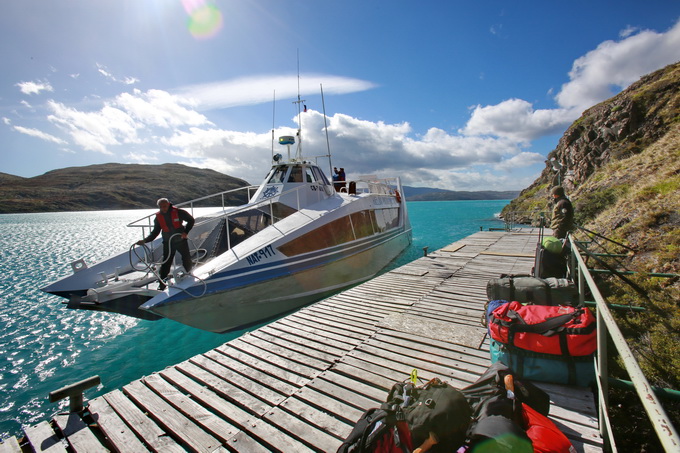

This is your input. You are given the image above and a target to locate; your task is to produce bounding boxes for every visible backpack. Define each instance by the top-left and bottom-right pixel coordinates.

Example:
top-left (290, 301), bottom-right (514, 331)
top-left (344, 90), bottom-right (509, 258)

top-left (462, 363), bottom-right (574, 452)
top-left (336, 407), bottom-right (412, 453)
top-left (387, 378), bottom-right (472, 452)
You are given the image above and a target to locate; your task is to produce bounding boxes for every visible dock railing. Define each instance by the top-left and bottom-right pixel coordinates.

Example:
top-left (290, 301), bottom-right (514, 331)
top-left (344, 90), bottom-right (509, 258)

top-left (568, 235), bottom-right (680, 452)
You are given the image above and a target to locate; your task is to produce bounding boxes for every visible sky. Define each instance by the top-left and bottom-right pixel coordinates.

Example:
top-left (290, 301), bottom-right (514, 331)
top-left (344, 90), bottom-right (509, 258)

top-left (1, 1), bottom-right (679, 191)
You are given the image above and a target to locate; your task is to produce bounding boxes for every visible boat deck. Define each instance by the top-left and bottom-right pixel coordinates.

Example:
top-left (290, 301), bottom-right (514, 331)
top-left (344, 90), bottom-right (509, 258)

top-left (2, 229), bottom-right (603, 452)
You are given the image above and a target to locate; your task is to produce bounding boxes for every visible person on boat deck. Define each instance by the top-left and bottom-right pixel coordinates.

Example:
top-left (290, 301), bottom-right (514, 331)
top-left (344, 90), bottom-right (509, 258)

top-left (135, 198), bottom-right (195, 290)
top-left (334, 167), bottom-right (346, 191)
top-left (549, 186), bottom-right (574, 240)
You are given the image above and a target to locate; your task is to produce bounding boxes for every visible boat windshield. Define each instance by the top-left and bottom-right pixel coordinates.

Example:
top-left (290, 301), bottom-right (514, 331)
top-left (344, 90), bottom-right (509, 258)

top-left (268, 165), bottom-right (289, 184)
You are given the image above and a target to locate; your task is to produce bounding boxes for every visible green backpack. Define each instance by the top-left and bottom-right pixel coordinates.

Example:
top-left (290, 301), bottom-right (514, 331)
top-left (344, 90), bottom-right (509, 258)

top-left (387, 378), bottom-right (472, 452)
top-left (542, 236), bottom-right (563, 255)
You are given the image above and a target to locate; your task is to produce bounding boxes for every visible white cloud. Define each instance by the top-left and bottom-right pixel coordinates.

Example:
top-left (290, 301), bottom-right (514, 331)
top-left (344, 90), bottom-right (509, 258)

top-left (556, 19), bottom-right (680, 112)
top-left (16, 80), bottom-right (53, 95)
top-left (13, 125), bottom-right (67, 144)
top-left (174, 74), bottom-right (377, 111)
top-left (461, 99), bottom-right (574, 141)
top-left (115, 89), bottom-right (212, 128)
top-left (96, 63), bottom-right (139, 85)
top-left (493, 151), bottom-right (544, 171)
top-left (462, 18), bottom-right (680, 141)
top-left (145, 109), bottom-right (531, 188)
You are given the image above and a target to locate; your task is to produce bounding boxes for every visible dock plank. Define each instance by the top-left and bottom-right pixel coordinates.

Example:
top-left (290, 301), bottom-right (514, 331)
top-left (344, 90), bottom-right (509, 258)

top-left (87, 397), bottom-right (149, 453)
top-left (53, 412), bottom-right (108, 453)
top-left (103, 389), bottom-right (185, 453)
top-left (0, 436), bottom-right (22, 453)
top-left (123, 380), bottom-right (220, 453)
top-left (22, 421), bottom-right (67, 453)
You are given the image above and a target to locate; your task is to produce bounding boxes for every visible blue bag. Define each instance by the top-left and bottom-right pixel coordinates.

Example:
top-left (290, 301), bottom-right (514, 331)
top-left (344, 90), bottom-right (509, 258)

top-left (489, 339), bottom-right (595, 387)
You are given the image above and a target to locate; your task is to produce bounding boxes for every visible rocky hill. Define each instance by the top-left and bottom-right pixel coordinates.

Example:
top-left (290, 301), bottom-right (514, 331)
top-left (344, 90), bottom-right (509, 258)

top-left (503, 61), bottom-right (679, 277)
top-left (502, 62), bottom-right (679, 447)
top-left (0, 163), bottom-right (250, 213)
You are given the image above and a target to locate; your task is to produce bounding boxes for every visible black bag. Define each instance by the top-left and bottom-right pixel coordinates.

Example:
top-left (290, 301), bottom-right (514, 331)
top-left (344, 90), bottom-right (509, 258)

top-left (535, 246), bottom-right (567, 278)
top-left (486, 275), bottom-right (578, 306)
top-left (336, 407), bottom-right (412, 453)
top-left (461, 363), bottom-right (550, 452)
top-left (387, 378), bottom-right (472, 452)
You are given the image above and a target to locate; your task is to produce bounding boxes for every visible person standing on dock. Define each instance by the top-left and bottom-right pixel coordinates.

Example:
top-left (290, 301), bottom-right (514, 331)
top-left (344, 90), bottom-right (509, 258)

top-left (549, 186), bottom-right (574, 239)
top-left (136, 198), bottom-right (195, 290)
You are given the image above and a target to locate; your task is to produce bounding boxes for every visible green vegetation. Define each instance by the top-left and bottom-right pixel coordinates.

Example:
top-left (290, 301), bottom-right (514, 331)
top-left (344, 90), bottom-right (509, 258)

top-left (504, 62), bottom-right (680, 450)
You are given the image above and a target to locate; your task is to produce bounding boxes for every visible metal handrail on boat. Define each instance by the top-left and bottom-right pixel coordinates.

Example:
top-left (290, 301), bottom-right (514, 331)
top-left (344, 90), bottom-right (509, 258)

top-left (126, 176), bottom-right (402, 250)
top-left (567, 235), bottom-right (680, 452)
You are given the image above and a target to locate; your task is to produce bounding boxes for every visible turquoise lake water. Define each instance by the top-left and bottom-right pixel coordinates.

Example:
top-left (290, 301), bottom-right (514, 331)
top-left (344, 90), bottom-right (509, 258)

top-left (0, 200), bottom-right (508, 438)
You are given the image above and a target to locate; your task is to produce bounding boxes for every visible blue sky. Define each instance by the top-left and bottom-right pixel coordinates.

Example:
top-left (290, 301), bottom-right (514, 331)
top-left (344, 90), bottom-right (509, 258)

top-left (2, 1), bottom-right (679, 191)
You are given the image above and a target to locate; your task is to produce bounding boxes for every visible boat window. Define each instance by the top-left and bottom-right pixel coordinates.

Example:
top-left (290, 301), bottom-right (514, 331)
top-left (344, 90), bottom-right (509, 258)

top-left (312, 166), bottom-right (331, 185)
top-left (268, 165), bottom-right (288, 183)
top-left (277, 215), bottom-right (355, 256)
top-left (371, 208), bottom-right (399, 232)
top-left (288, 166), bottom-right (303, 183)
top-left (304, 166), bottom-right (315, 183)
top-left (350, 211), bottom-right (374, 239)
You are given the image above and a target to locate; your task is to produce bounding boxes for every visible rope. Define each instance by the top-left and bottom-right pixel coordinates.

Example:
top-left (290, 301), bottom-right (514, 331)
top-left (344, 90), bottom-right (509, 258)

top-left (130, 233), bottom-right (206, 296)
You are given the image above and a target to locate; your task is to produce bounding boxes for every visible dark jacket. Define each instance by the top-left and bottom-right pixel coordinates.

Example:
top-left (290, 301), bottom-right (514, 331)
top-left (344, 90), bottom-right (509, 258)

top-left (550, 196), bottom-right (574, 239)
top-left (142, 205), bottom-right (195, 243)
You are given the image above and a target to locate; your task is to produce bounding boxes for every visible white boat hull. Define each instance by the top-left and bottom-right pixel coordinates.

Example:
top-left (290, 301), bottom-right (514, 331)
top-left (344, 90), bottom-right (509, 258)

top-left (143, 228), bottom-right (411, 332)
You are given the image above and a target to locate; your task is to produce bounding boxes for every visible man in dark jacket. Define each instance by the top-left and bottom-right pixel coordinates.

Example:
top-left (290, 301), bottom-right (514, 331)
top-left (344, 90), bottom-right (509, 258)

top-left (136, 198), bottom-right (195, 289)
top-left (550, 186), bottom-right (574, 239)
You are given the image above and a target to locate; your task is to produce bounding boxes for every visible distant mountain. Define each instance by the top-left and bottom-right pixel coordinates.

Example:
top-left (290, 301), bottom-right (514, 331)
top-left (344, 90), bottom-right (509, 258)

top-left (0, 163), bottom-right (250, 213)
top-left (0, 163), bottom-right (519, 213)
top-left (403, 186), bottom-right (519, 201)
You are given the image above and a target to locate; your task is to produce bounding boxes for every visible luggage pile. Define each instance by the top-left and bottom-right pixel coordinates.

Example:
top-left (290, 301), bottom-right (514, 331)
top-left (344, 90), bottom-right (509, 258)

top-left (484, 275), bottom-right (596, 387)
top-left (338, 364), bottom-right (576, 452)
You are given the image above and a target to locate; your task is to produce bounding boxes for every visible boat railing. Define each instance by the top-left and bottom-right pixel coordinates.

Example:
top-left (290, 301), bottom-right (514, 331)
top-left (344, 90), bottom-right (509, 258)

top-left (127, 181), bottom-right (335, 250)
top-left (498, 210), bottom-right (546, 230)
top-left (567, 234), bottom-right (680, 451)
top-left (126, 184), bottom-right (260, 232)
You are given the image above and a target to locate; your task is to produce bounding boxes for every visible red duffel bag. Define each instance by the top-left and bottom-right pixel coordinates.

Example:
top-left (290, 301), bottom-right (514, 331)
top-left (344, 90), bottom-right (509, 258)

top-left (489, 301), bottom-right (596, 356)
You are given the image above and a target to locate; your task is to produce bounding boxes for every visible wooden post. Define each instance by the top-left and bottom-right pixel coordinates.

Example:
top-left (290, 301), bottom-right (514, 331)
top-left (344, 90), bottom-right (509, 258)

top-left (49, 375), bottom-right (101, 413)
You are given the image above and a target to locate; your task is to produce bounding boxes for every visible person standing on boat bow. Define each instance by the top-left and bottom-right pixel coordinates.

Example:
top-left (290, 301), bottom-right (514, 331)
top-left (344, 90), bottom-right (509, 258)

top-left (135, 198), bottom-right (195, 290)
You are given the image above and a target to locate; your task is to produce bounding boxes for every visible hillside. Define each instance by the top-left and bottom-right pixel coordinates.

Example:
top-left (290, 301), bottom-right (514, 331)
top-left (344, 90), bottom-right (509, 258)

top-left (502, 62), bottom-right (679, 448)
top-left (0, 163), bottom-right (250, 213)
top-left (502, 61), bottom-right (679, 277)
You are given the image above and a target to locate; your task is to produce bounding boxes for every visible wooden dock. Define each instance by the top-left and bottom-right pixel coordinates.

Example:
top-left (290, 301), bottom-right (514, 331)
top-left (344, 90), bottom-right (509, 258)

top-left (2, 229), bottom-right (603, 452)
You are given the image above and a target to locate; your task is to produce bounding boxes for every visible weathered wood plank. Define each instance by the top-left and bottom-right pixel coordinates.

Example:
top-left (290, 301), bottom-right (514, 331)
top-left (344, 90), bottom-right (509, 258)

top-left (22, 421), bottom-right (67, 453)
top-left (53, 413), bottom-right (108, 453)
top-left (180, 357), bottom-right (282, 411)
top-left (0, 436), bottom-right (22, 453)
top-left (201, 349), bottom-right (299, 396)
top-left (158, 367), bottom-right (313, 452)
top-left (143, 373), bottom-right (239, 443)
top-left (103, 390), bottom-right (184, 453)
top-left (123, 380), bottom-right (220, 453)
top-left (264, 406), bottom-right (340, 452)
top-left (87, 397), bottom-right (149, 453)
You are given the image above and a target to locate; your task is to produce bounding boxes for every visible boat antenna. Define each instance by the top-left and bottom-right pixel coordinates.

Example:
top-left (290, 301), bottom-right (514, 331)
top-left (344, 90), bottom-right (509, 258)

top-left (271, 89), bottom-right (276, 160)
top-left (292, 49), bottom-right (305, 161)
top-left (321, 83), bottom-right (333, 174)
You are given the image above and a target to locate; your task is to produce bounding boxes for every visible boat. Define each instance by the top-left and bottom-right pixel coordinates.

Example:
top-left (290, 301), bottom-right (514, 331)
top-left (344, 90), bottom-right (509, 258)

top-left (42, 118), bottom-right (412, 333)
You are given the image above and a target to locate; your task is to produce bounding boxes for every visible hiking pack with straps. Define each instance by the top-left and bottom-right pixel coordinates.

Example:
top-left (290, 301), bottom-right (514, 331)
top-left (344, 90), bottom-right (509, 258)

top-left (486, 275), bottom-right (579, 307)
top-left (461, 362), bottom-right (576, 453)
top-left (336, 407), bottom-right (412, 453)
top-left (337, 377), bottom-right (472, 453)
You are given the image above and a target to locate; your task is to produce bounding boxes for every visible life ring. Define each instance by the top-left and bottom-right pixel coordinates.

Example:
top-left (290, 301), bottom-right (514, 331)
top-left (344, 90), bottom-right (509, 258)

top-left (395, 190), bottom-right (402, 203)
